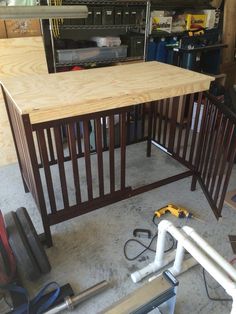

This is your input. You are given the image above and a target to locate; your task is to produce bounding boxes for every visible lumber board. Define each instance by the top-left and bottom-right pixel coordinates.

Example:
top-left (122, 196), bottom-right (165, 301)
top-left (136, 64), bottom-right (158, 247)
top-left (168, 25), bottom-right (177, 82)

top-left (1, 62), bottom-right (214, 124)
top-left (0, 36), bottom-right (47, 166)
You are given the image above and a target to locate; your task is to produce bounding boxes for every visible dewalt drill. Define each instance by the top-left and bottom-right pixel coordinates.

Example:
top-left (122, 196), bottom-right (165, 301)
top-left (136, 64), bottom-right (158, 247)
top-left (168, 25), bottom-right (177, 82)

top-left (154, 204), bottom-right (193, 219)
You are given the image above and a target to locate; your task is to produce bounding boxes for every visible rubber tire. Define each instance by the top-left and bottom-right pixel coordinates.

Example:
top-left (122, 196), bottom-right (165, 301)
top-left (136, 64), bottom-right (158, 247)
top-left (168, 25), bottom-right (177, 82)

top-left (16, 207), bottom-right (51, 274)
top-left (4, 211), bottom-right (41, 281)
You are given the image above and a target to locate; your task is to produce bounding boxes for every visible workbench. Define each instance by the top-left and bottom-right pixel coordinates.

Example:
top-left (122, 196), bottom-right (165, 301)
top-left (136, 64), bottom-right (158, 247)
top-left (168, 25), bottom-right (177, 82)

top-left (1, 61), bottom-right (236, 247)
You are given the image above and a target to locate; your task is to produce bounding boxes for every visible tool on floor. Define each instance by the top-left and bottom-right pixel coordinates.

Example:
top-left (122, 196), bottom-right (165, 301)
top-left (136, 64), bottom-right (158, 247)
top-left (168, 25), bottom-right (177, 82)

top-left (154, 204), bottom-right (193, 219)
top-left (133, 228), bottom-right (152, 239)
top-left (44, 280), bottom-right (110, 314)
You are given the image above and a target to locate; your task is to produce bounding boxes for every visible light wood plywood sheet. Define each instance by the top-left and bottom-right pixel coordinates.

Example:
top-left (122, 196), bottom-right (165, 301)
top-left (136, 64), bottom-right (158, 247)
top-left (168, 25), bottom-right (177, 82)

top-left (0, 36), bottom-right (47, 77)
top-left (0, 36), bottom-right (47, 166)
top-left (1, 61), bottom-right (214, 124)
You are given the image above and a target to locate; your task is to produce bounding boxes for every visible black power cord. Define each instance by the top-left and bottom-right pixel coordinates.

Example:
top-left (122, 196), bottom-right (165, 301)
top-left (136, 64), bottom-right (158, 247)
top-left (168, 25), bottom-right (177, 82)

top-left (202, 268), bottom-right (232, 302)
top-left (123, 232), bottom-right (175, 261)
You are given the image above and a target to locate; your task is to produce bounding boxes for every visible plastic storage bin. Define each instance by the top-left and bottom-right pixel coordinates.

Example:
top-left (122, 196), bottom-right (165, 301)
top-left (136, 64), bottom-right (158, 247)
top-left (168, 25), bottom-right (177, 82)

top-left (85, 7), bottom-right (93, 25)
top-left (91, 36), bottom-right (121, 47)
top-left (129, 7), bottom-right (137, 25)
top-left (102, 7), bottom-right (114, 25)
top-left (121, 34), bottom-right (144, 57)
top-left (123, 8), bottom-right (130, 24)
top-left (115, 7), bottom-right (123, 25)
top-left (57, 46), bottom-right (128, 64)
top-left (93, 7), bottom-right (102, 25)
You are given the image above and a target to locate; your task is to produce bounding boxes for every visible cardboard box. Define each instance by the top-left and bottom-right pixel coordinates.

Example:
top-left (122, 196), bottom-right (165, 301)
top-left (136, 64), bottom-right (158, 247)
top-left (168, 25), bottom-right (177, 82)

top-left (0, 20), bottom-right (7, 39)
top-left (185, 14), bottom-right (207, 31)
top-left (151, 15), bottom-right (172, 33)
top-left (5, 19), bottom-right (41, 38)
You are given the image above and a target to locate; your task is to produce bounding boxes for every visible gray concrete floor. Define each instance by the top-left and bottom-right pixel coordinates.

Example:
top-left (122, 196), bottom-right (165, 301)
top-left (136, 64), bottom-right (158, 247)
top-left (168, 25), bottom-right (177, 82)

top-left (0, 142), bottom-right (236, 314)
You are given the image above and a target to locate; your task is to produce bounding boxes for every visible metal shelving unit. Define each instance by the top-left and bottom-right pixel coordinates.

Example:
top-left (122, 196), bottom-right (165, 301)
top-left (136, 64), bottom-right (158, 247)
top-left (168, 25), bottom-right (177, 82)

top-left (59, 24), bottom-right (140, 30)
top-left (40, 0), bottom-right (150, 73)
top-left (56, 56), bottom-right (143, 67)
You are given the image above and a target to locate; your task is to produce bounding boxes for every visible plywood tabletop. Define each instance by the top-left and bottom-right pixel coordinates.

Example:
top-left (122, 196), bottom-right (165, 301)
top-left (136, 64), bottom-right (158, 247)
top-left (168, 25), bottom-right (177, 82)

top-left (0, 36), bottom-right (48, 77)
top-left (0, 36), bottom-right (48, 166)
top-left (1, 61), bottom-right (214, 124)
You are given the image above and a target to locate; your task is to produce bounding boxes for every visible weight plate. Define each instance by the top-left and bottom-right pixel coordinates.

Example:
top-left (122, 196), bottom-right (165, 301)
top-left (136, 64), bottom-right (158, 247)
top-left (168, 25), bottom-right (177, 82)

top-left (4, 211), bottom-right (41, 281)
top-left (16, 207), bottom-right (51, 274)
top-left (0, 238), bottom-right (10, 277)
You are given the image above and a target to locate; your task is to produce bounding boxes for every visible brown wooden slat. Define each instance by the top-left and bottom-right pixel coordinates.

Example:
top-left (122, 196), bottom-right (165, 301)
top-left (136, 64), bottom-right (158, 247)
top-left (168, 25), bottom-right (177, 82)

top-left (134, 106), bottom-right (138, 142)
top-left (168, 97), bottom-right (179, 153)
top-left (189, 93), bottom-right (203, 165)
top-left (182, 94), bottom-right (194, 161)
top-left (67, 123), bottom-right (82, 204)
top-left (120, 112), bottom-right (126, 191)
top-left (190, 98), bottom-right (210, 191)
top-left (176, 96), bottom-right (186, 156)
top-left (75, 122), bottom-right (83, 155)
top-left (37, 129), bottom-right (57, 213)
top-left (127, 111), bottom-right (131, 144)
top-left (83, 120), bottom-right (93, 201)
top-left (217, 137), bottom-right (236, 213)
top-left (95, 117), bottom-right (104, 197)
top-left (201, 104), bottom-right (219, 182)
top-left (102, 117), bottom-right (108, 150)
top-left (152, 101), bottom-right (158, 141)
top-left (163, 98), bottom-right (170, 148)
top-left (46, 128), bottom-right (55, 162)
top-left (213, 121), bottom-right (235, 203)
top-left (209, 117), bottom-right (229, 196)
top-left (36, 131), bottom-right (43, 165)
top-left (53, 126), bottom-right (69, 208)
top-left (141, 104), bottom-right (146, 139)
top-left (109, 115), bottom-right (115, 193)
top-left (14, 106), bottom-right (33, 193)
top-left (197, 100), bottom-right (214, 175)
top-left (205, 111), bottom-right (222, 189)
top-left (147, 102), bottom-right (154, 157)
top-left (158, 100), bottom-right (164, 144)
top-left (23, 114), bottom-right (53, 247)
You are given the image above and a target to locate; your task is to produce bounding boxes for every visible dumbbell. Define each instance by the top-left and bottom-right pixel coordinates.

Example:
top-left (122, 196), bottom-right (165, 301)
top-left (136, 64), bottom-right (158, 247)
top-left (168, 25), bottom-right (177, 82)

top-left (4, 207), bottom-right (51, 281)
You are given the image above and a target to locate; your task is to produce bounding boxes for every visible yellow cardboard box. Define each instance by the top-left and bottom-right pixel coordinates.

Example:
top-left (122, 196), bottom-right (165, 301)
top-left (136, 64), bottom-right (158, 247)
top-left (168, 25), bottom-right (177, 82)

top-left (185, 14), bottom-right (207, 31)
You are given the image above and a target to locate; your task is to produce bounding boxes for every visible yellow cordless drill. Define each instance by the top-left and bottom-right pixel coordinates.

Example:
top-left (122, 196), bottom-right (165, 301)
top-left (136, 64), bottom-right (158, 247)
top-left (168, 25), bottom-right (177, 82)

top-left (154, 204), bottom-right (193, 219)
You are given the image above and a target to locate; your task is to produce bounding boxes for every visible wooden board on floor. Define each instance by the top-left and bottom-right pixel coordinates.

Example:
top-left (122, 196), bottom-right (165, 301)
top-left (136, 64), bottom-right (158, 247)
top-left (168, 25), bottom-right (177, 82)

top-left (225, 189), bottom-right (236, 210)
top-left (0, 36), bottom-right (48, 166)
top-left (1, 61), bottom-right (214, 124)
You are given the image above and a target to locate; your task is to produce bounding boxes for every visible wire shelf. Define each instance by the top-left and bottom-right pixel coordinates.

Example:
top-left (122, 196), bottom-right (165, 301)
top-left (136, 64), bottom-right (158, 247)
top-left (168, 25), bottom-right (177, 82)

top-left (56, 56), bottom-right (143, 67)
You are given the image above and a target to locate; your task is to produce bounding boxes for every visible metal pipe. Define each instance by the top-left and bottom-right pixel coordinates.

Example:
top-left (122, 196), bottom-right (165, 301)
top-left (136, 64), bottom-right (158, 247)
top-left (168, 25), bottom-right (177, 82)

top-left (44, 280), bottom-right (110, 314)
top-left (0, 6), bottom-right (88, 19)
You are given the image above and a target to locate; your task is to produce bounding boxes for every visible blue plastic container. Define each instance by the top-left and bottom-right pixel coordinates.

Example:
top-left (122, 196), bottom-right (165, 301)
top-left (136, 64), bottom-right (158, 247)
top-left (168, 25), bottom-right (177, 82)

top-left (147, 39), bottom-right (157, 61)
top-left (156, 38), bottom-right (168, 63)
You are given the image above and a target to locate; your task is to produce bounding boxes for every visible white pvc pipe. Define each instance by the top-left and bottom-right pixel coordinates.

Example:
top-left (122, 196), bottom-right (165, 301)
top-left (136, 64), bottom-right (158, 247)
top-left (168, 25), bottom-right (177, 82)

top-left (131, 219), bottom-right (236, 314)
top-left (159, 221), bottom-right (236, 296)
top-left (169, 241), bottom-right (185, 276)
top-left (183, 226), bottom-right (236, 282)
top-left (131, 221), bottom-right (174, 283)
top-left (131, 251), bottom-right (175, 283)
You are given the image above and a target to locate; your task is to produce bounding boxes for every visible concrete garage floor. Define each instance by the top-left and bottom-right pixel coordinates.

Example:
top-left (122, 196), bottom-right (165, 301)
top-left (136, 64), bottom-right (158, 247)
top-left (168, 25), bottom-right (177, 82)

top-left (0, 142), bottom-right (236, 314)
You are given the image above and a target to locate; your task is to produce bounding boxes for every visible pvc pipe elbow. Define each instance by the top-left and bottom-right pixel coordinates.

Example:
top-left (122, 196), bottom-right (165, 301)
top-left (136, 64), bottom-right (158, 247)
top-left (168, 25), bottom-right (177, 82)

top-left (131, 262), bottom-right (159, 283)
